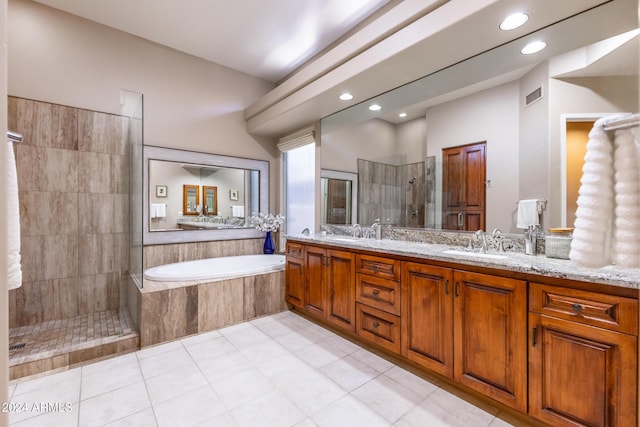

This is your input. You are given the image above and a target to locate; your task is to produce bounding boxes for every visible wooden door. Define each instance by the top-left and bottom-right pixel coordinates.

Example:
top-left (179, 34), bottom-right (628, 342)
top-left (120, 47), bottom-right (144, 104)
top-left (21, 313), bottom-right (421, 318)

top-left (442, 142), bottom-right (486, 231)
top-left (401, 262), bottom-right (454, 378)
top-left (304, 246), bottom-right (327, 319)
top-left (285, 257), bottom-right (304, 308)
top-left (453, 270), bottom-right (527, 412)
top-left (326, 179), bottom-right (349, 224)
top-left (529, 313), bottom-right (637, 427)
top-left (325, 249), bottom-right (355, 332)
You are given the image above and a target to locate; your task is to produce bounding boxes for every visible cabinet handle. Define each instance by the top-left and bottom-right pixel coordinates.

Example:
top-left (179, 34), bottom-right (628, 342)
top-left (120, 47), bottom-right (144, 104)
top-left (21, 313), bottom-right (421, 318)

top-left (454, 282), bottom-right (459, 297)
top-left (373, 264), bottom-right (379, 273)
top-left (445, 280), bottom-right (449, 295)
top-left (532, 327), bottom-right (537, 347)
top-left (373, 322), bottom-right (379, 328)
top-left (372, 289), bottom-right (379, 296)
top-left (572, 303), bottom-right (583, 312)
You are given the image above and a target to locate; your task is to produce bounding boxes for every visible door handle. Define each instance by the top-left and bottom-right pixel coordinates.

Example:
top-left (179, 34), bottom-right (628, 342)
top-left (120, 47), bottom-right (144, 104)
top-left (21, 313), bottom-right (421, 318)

top-left (454, 282), bottom-right (459, 297)
top-left (532, 327), bottom-right (537, 347)
top-left (445, 280), bottom-right (449, 295)
top-left (457, 212), bottom-right (464, 227)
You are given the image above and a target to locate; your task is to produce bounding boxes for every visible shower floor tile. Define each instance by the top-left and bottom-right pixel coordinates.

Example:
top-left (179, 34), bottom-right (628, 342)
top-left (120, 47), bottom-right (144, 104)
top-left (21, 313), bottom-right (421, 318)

top-left (9, 309), bottom-right (138, 377)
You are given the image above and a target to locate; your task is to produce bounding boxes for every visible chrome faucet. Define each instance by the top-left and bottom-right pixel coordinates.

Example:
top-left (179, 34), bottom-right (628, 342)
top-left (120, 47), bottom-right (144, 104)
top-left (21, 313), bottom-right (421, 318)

top-left (492, 228), bottom-right (504, 252)
top-left (475, 229), bottom-right (488, 253)
top-left (371, 219), bottom-right (382, 239)
top-left (352, 223), bottom-right (362, 238)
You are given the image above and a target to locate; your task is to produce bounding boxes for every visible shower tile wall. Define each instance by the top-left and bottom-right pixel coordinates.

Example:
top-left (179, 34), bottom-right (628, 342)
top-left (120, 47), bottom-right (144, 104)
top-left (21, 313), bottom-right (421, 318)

top-left (358, 159), bottom-right (425, 228)
top-left (7, 96), bottom-right (130, 328)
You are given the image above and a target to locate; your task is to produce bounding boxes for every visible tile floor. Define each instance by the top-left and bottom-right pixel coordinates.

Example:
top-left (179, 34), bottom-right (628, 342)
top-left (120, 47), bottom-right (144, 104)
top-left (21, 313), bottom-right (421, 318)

top-left (7, 311), bottom-right (535, 427)
top-left (9, 310), bottom-right (137, 365)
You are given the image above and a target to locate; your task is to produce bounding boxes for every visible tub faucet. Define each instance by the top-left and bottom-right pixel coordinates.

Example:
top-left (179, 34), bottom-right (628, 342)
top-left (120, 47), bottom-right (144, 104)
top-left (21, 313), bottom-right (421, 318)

top-left (475, 229), bottom-right (488, 253)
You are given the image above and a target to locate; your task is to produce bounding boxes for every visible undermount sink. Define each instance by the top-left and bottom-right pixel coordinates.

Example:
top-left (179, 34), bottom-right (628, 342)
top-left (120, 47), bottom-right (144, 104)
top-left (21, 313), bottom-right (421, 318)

top-left (324, 235), bottom-right (362, 242)
top-left (443, 249), bottom-right (507, 260)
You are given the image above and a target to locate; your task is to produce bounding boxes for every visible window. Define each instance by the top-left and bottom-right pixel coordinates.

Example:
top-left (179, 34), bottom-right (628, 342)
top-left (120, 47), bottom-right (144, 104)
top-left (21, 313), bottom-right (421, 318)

top-left (283, 142), bottom-right (315, 236)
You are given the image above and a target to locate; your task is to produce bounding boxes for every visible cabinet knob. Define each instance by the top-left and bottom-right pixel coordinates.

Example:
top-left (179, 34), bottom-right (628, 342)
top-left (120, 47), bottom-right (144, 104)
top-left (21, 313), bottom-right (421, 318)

top-left (373, 265), bottom-right (379, 272)
top-left (372, 289), bottom-right (379, 296)
top-left (373, 322), bottom-right (379, 328)
top-left (572, 303), bottom-right (583, 312)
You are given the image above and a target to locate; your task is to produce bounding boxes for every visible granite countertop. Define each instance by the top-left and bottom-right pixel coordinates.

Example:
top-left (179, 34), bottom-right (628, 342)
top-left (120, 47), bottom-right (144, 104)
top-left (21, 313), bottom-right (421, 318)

top-left (286, 233), bottom-right (640, 290)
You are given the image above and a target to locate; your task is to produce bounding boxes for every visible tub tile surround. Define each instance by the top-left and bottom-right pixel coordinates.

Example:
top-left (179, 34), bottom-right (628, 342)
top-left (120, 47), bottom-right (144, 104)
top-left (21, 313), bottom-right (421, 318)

top-left (7, 96), bottom-right (137, 379)
top-left (140, 271), bottom-right (286, 347)
top-left (7, 312), bottom-right (535, 427)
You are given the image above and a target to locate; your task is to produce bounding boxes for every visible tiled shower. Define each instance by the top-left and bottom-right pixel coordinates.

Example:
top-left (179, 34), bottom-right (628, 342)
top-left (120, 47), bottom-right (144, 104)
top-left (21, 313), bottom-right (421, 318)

top-left (358, 158), bottom-right (435, 228)
top-left (7, 95), bottom-right (143, 379)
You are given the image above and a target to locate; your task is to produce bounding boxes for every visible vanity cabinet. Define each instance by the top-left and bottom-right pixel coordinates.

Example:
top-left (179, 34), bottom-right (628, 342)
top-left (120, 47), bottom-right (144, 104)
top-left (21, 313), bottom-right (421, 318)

top-left (401, 262), bottom-right (454, 377)
top-left (355, 254), bottom-right (402, 353)
top-left (528, 283), bottom-right (638, 427)
top-left (401, 264), bottom-right (527, 412)
top-left (285, 239), bottom-right (638, 425)
top-left (285, 242), bottom-right (305, 309)
top-left (453, 270), bottom-right (527, 412)
top-left (285, 243), bottom-right (355, 332)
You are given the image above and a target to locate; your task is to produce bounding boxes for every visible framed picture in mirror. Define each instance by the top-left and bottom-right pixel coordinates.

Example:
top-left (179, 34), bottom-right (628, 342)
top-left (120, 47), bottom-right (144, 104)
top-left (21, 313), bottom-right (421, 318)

top-left (156, 185), bottom-right (167, 198)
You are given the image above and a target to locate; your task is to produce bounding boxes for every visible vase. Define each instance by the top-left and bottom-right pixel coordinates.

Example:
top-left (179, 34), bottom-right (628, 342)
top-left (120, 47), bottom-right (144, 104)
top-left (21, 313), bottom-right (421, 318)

top-left (263, 231), bottom-right (275, 254)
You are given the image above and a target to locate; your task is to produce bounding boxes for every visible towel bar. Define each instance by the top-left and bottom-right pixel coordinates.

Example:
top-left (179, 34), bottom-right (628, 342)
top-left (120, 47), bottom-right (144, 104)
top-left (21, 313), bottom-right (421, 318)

top-left (7, 131), bottom-right (23, 143)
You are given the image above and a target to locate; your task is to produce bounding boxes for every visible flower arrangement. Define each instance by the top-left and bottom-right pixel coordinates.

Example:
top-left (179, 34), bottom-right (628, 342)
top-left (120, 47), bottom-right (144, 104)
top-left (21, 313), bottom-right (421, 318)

top-left (249, 212), bottom-right (285, 232)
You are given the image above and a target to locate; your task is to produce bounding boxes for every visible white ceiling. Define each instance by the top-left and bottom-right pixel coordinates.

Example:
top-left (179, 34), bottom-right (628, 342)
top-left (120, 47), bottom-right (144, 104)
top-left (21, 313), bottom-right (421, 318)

top-left (32, 0), bottom-right (390, 83)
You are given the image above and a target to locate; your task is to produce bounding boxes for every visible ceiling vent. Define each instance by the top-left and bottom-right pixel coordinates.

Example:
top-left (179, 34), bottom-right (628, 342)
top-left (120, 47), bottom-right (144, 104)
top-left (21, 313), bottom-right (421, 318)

top-left (525, 86), bottom-right (543, 107)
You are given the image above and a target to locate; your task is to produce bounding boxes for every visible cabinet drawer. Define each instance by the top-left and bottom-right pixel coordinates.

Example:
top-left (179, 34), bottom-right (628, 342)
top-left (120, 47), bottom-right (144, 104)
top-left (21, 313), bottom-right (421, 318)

top-left (286, 242), bottom-right (304, 259)
top-left (530, 283), bottom-right (638, 335)
top-left (355, 303), bottom-right (400, 354)
top-left (355, 273), bottom-right (400, 315)
top-left (356, 254), bottom-right (400, 281)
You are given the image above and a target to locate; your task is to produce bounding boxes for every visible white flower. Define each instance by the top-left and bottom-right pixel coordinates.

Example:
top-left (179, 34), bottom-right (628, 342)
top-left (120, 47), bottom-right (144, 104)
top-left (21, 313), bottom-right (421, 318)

top-left (249, 212), bottom-right (285, 232)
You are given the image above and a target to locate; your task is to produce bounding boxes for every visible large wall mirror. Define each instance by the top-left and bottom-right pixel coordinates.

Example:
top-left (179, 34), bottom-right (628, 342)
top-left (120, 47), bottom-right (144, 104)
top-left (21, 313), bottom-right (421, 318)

top-left (143, 146), bottom-right (269, 244)
top-left (320, 0), bottom-right (638, 233)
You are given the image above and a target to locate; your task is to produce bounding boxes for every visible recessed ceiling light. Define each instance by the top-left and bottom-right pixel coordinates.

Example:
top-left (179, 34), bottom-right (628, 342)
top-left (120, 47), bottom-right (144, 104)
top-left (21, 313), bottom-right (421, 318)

top-left (521, 41), bottom-right (547, 55)
top-left (339, 93), bottom-right (353, 101)
top-left (500, 13), bottom-right (528, 30)
top-left (369, 104), bottom-right (382, 111)
top-left (399, 113), bottom-right (407, 118)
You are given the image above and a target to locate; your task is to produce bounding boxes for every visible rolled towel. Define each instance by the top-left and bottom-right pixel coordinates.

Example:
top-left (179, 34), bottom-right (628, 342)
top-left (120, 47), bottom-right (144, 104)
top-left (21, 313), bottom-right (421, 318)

top-left (574, 206), bottom-right (612, 222)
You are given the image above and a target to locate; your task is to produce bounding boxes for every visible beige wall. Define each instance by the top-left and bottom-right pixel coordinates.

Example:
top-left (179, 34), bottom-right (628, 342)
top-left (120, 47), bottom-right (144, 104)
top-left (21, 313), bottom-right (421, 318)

top-left (425, 81), bottom-right (520, 232)
top-left (1, 0), bottom-right (9, 423)
top-left (7, 0), bottom-right (279, 211)
top-left (547, 75), bottom-right (638, 227)
top-left (321, 118), bottom-right (399, 172)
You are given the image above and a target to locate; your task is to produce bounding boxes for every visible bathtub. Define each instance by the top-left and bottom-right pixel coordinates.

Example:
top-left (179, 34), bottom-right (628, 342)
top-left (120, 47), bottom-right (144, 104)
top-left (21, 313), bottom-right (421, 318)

top-left (144, 254), bottom-right (286, 282)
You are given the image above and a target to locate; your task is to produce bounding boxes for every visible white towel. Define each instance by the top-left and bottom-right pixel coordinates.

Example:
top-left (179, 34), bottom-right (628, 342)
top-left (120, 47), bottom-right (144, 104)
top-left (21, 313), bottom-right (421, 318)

top-left (611, 129), bottom-right (640, 268)
top-left (570, 116), bottom-right (615, 268)
top-left (231, 205), bottom-right (244, 218)
top-left (150, 203), bottom-right (166, 219)
top-left (7, 142), bottom-right (22, 290)
top-left (516, 199), bottom-right (539, 229)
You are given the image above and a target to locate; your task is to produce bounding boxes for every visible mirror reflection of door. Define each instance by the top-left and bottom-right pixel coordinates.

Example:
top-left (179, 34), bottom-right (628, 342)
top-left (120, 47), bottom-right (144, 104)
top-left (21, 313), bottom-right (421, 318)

top-left (442, 141), bottom-right (486, 231)
top-left (202, 186), bottom-right (218, 215)
top-left (322, 178), bottom-right (352, 224)
top-left (183, 184), bottom-right (200, 215)
top-left (565, 121), bottom-right (592, 228)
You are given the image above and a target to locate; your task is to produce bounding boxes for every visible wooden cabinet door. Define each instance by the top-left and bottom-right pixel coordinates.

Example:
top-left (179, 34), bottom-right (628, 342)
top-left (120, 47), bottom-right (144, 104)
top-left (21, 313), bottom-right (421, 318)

top-left (453, 270), bottom-right (527, 412)
top-left (401, 262), bottom-right (454, 378)
top-left (442, 142), bottom-right (486, 231)
top-left (285, 257), bottom-right (304, 308)
top-left (529, 313), bottom-right (637, 427)
top-left (325, 249), bottom-right (355, 332)
top-left (304, 246), bottom-right (327, 320)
